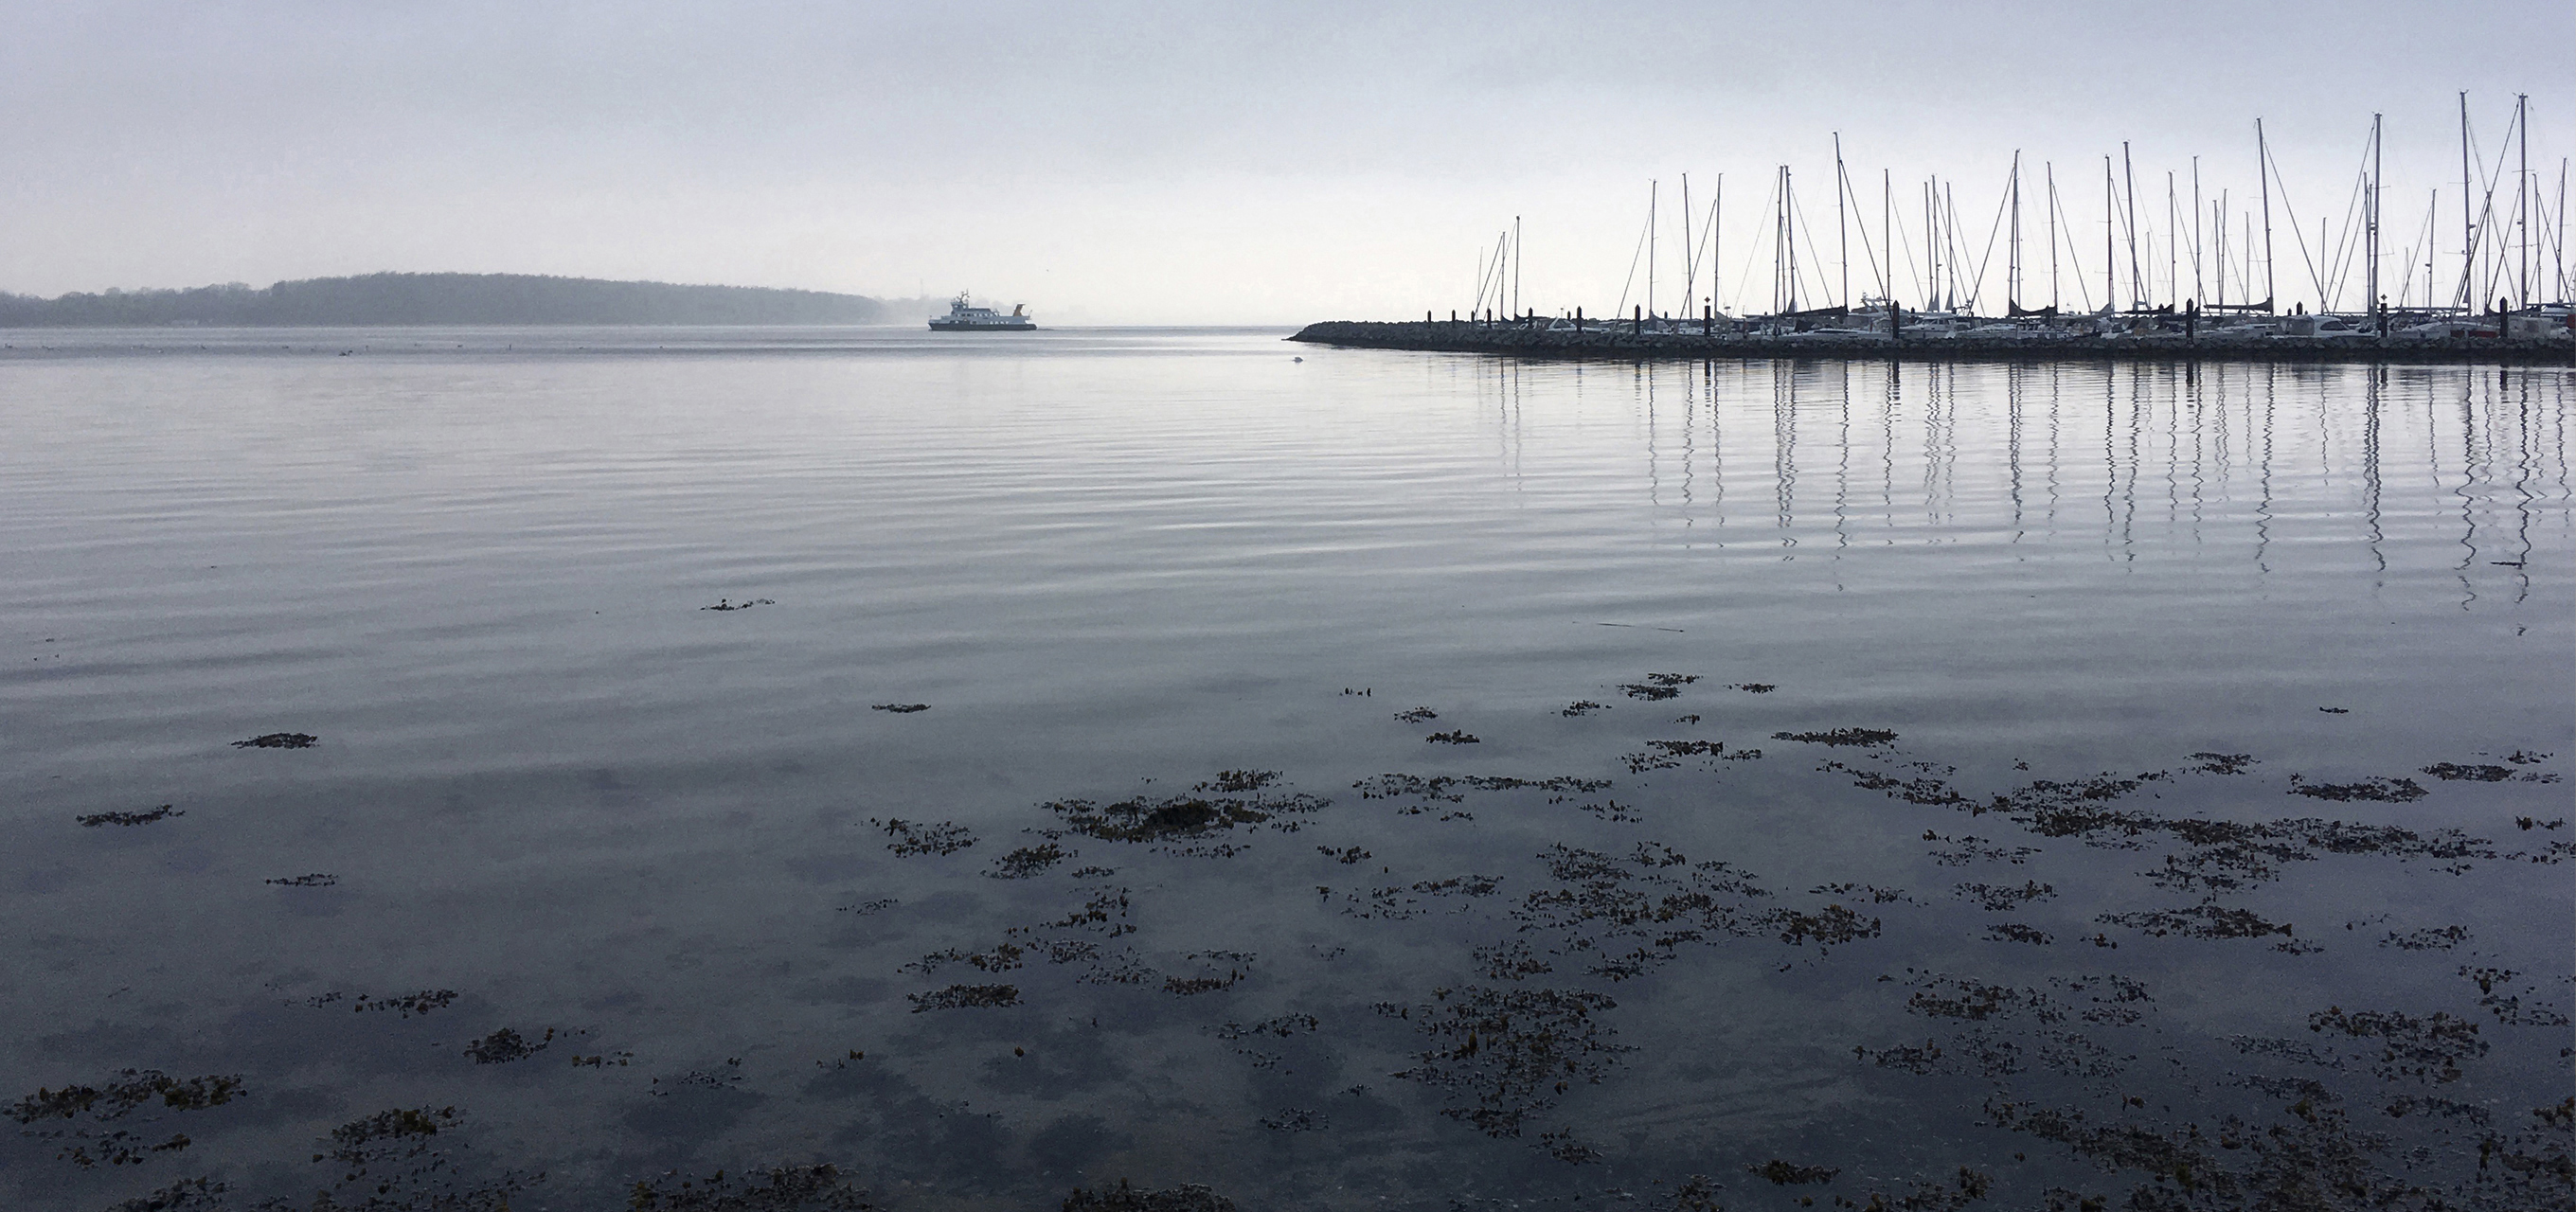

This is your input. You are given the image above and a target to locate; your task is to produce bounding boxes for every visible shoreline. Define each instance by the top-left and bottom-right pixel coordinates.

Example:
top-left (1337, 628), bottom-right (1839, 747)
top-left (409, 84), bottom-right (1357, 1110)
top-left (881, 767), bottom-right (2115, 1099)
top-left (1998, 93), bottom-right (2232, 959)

top-left (1288, 319), bottom-right (2576, 365)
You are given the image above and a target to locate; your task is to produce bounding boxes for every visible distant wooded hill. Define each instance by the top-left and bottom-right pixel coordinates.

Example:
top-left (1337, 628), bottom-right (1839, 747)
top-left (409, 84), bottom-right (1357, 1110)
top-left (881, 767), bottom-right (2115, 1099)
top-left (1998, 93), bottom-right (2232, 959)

top-left (0, 273), bottom-right (920, 327)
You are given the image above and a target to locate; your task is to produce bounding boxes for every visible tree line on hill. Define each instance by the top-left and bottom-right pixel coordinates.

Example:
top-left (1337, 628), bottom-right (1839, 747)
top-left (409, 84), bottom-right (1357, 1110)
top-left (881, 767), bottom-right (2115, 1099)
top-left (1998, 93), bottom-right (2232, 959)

top-left (0, 272), bottom-right (927, 327)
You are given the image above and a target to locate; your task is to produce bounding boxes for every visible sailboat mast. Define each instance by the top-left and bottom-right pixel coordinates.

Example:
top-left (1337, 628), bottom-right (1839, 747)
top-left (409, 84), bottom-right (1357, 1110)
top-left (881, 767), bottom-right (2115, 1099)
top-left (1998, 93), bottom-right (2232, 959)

top-left (1648, 180), bottom-right (1657, 322)
top-left (2460, 93), bottom-right (2474, 309)
top-left (2009, 151), bottom-right (2022, 309)
top-left (1683, 175), bottom-right (1695, 320)
top-left (2166, 172), bottom-right (2177, 311)
top-left (1883, 169), bottom-right (1893, 306)
top-left (2367, 116), bottom-right (2381, 317)
top-left (2048, 162), bottom-right (2060, 310)
top-left (1713, 177), bottom-right (1723, 316)
top-left (1513, 215), bottom-right (1522, 318)
top-left (2256, 118), bottom-right (2275, 310)
top-left (1834, 134), bottom-right (1850, 309)
top-left (2105, 157), bottom-right (2117, 310)
top-left (2122, 142), bottom-right (2143, 307)
top-left (1785, 168), bottom-right (1798, 312)
top-left (2518, 93), bottom-right (2530, 309)
top-left (2191, 157), bottom-right (2203, 306)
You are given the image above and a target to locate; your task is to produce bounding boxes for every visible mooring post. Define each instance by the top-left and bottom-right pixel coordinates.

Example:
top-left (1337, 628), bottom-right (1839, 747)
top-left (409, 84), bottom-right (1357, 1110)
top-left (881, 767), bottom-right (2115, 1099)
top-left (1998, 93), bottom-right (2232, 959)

top-left (2186, 298), bottom-right (2196, 341)
top-left (1633, 305), bottom-right (1641, 336)
top-left (1576, 307), bottom-right (1584, 333)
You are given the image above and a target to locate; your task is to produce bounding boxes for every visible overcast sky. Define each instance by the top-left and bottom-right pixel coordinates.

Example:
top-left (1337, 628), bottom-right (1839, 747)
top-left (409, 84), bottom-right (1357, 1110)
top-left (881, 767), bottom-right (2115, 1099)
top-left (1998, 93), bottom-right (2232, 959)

top-left (3, 1), bottom-right (2567, 322)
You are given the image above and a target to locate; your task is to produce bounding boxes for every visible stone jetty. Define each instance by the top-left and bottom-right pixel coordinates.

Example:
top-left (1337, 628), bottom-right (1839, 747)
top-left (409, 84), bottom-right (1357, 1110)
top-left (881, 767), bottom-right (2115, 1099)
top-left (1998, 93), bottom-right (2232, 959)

top-left (1288, 319), bottom-right (2576, 365)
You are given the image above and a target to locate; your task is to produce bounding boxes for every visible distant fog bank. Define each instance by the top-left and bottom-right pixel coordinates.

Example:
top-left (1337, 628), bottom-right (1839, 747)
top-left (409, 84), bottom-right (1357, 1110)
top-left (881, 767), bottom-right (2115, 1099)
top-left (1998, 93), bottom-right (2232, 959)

top-left (0, 272), bottom-right (934, 327)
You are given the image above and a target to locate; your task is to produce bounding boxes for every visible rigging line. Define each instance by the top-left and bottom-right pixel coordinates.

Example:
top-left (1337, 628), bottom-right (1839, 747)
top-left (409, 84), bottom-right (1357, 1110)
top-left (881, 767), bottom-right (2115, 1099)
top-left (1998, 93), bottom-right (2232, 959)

top-left (2262, 138), bottom-right (2330, 308)
top-left (2320, 122), bottom-right (2382, 309)
top-left (1727, 170), bottom-right (1782, 314)
top-left (1887, 189), bottom-right (1923, 310)
top-left (1966, 169), bottom-right (2015, 312)
top-left (1838, 164), bottom-right (1885, 298)
top-left (1942, 185), bottom-right (1970, 309)
top-left (2327, 167), bottom-right (2370, 309)
top-left (1696, 194), bottom-right (1721, 303)
top-left (1613, 205), bottom-right (1651, 320)
top-left (1789, 187), bottom-right (1838, 308)
top-left (2048, 176), bottom-right (2096, 312)
top-left (2461, 105), bottom-right (2525, 304)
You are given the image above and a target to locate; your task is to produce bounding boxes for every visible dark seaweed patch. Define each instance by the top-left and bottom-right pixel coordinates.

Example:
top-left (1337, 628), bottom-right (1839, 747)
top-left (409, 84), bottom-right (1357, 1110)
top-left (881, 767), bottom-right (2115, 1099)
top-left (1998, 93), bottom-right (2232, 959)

top-left (463, 1027), bottom-right (554, 1064)
top-left (700, 597), bottom-right (775, 612)
top-left (2286, 775), bottom-right (2427, 802)
top-left (331, 989), bottom-right (457, 1018)
top-left (989, 844), bottom-right (1069, 879)
top-left (872, 817), bottom-right (975, 856)
top-left (870, 703), bottom-right (929, 714)
top-left (1774, 727), bottom-right (1897, 747)
top-left (1379, 985), bottom-right (1630, 1136)
top-left (2189, 752), bottom-right (2255, 775)
top-left (328, 1105), bottom-right (456, 1166)
top-left (1958, 881), bottom-right (2057, 911)
top-left (1988, 923), bottom-right (2054, 945)
top-left (1750, 1160), bottom-right (1839, 1185)
top-left (1351, 774), bottom-right (1611, 804)
top-left (1473, 940), bottom-right (1554, 981)
top-left (2307, 1007), bottom-right (2488, 1083)
top-left (1766, 904), bottom-right (1883, 950)
top-left (1925, 833), bottom-right (2039, 865)
top-left (628, 1163), bottom-right (874, 1210)
top-left (1213, 1014), bottom-right (1317, 1041)
top-left (234, 732), bottom-right (317, 749)
top-left (8, 1072), bottom-right (243, 1124)
top-left (1194, 770), bottom-right (1279, 793)
top-left (78, 805), bottom-right (180, 828)
top-left (265, 873), bottom-right (337, 887)
top-left (2097, 903), bottom-right (2295, 942)
top-left (1063, 1179), bottom-right (1238, 1212)
top-left (907, 984), bottom-right (1019, 1012)
top-left (51, 1130), bottom-right (195, 1169)
top-left (1261, 1108), bottom-right (1326, 1132)
top-left (1621, 740), bottom-right (1723, 773)
top-left (1317, 846), bottom-right (1370, 864)
top-left (98, 1177), bottom-right (226, 1211)
top-left (1393, 707), bottom-right (1439, 723)
top-left (907, 943), bottom-right (1025, 974)
top-left (1561, 701), bottom-right (1607, 717)
top-left (1827, 761), bottom-right (1972, 805)
top-left (2381, 926), bottom-right (2467, 951)
top-left (1040, 777), bottom-right (1325, 846)
top-left (2422, 762), bottom-right (2514, 781)
top-left (1424, 730), bottom-right (1480, 744)
top-left (1731, 683), bottom-right (1777, 693)
top-left (1617, 673), bottom-right (1700, 703)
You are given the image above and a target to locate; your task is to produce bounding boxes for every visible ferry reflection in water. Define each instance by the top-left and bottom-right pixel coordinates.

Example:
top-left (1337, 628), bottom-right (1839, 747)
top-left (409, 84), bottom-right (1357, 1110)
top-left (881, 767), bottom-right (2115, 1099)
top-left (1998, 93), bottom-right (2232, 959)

top-left (0, 330), bottom-right (2566, 1211)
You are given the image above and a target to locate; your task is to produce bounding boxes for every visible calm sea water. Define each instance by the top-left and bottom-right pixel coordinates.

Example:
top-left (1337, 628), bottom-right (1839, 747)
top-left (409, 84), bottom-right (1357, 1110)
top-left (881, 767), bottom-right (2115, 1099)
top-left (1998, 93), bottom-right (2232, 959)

top-left (3, 328), bottom-right (2568, 1211)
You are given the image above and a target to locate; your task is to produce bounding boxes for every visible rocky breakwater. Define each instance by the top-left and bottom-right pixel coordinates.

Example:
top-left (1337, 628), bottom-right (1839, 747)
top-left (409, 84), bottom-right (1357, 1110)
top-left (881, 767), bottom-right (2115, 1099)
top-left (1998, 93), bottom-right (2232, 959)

top-left (1288, 319), bottom-right (2576, 365)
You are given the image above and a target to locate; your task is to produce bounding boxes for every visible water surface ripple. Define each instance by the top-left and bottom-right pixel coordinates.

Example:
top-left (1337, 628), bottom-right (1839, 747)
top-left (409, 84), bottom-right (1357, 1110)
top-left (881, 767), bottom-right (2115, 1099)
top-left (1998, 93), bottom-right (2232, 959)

top-left (2, 329), bottom-right (2567, 1211)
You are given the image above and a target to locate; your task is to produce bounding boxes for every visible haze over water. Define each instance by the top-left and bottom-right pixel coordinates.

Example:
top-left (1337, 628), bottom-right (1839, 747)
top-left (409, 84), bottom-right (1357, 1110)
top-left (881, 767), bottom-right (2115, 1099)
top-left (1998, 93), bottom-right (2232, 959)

top-left (3, 330), bottom-right (2568, 1210)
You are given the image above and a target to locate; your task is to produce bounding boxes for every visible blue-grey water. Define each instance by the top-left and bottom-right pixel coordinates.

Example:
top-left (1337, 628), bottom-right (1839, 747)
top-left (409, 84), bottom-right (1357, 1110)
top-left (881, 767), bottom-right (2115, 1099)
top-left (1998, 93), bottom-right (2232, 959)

top-left (3, 328), bottom-right (2568, 1211)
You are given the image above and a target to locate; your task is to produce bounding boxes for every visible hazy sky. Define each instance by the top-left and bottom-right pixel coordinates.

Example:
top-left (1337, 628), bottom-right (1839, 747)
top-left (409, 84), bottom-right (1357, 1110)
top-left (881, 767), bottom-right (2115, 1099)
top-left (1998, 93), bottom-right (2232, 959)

top-left (4, 1), bottom-right (2567, 322)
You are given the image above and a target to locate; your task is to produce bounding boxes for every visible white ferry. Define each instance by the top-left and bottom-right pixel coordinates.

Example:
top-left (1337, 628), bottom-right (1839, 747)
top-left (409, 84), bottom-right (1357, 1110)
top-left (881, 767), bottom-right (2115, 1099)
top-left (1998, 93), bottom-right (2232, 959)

top-left (928, 293), bottom-right (1035, 331)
